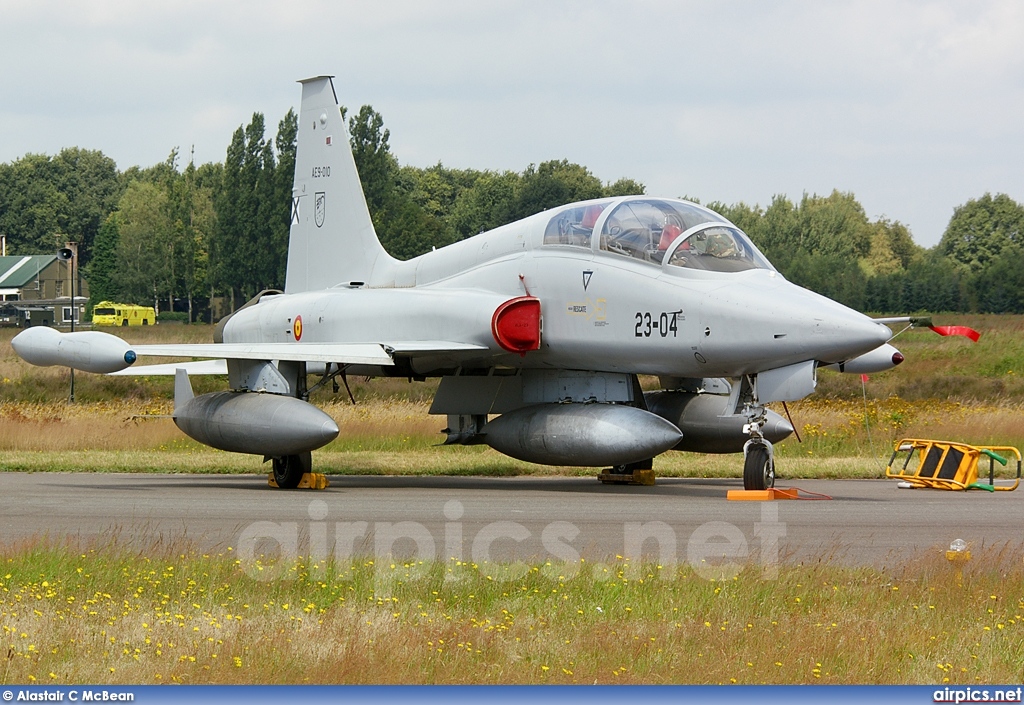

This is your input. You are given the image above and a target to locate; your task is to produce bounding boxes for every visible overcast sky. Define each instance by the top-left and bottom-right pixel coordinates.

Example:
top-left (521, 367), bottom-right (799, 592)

top-left (2, 0), bottom-right (1021, 247)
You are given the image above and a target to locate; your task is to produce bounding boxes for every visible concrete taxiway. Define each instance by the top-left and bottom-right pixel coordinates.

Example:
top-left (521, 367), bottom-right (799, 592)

top-left (0, 473), bottom-right (1020, 568)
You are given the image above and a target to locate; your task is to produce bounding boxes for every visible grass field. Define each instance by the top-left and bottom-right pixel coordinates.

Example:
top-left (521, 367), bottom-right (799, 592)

top-left (1, 541), bottom-right (1022, 685)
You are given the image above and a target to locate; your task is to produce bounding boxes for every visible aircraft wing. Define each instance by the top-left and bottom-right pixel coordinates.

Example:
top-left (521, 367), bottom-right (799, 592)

top-left (131, 342), bottom-right (397, 366)
top-left (108, 340), bottom-right (491, 375)
top-left (383, 341), bottom-right (491, 354)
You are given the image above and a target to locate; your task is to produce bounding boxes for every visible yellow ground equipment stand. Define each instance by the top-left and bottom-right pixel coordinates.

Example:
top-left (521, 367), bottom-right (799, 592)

top-left (886, 438), bottom-right (1021, 492)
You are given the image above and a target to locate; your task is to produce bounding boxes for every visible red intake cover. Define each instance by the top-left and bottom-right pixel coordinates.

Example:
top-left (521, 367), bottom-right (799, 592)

top-left (492, 296), bottom-right (541, 354)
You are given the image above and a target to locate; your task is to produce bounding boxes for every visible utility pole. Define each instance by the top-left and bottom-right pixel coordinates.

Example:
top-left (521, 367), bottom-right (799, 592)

top-left (57, 244), bottom-right (77, 402)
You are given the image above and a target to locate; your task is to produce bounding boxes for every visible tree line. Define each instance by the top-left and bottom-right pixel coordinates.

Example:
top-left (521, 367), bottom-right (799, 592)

top-left (1, 106), bottom-right (1022, 319)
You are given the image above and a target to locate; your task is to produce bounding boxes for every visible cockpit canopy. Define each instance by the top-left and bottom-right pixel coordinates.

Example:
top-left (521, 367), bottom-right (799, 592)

top-left (542, 197), bottom-right (773, 273)
top-left (665, 225), bottom-right (773, 273)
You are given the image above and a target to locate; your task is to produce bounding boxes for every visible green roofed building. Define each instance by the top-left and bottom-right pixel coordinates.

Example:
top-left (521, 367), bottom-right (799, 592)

top-left (0, 254), bottom-right (88, 327)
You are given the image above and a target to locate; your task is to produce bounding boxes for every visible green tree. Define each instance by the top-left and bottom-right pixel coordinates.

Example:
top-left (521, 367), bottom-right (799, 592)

top-left (401, 163), bottom-right (482, 222)
top-left (85, 212), bottom-right (121, 313)
top-left (211, 124), bottom-right (249, 308)
top-left (114, 181), bottom-right (172, 309)
top-left (51, 148), bottom-right (120, 262)
top-left (603, 177), bottom-right (645, 197)
top-left (748, 195), bottom-right (799, 267)
top-left (512, 160), bottom-right (603, 221)
top-left (939, 193), bottom-right (1024, 274)
top-left (784, 251), bottom-right (867, 310)
top-left (0, 154), bottom-right (69, 254)
top-left (272, 109), bottom-right (298, 287)
top-left (706, 200), bottom-right (763, 236)
top-left (348, 105), bottom-right (398, 216)
top-left (450, 171), bottom-right (521, 239)
top-left (968, 244), bottom-right (1024, 313)
top-left (796, 190), bottom-right (872, 259)
top-left (167, 155), bottom-right (215, 321)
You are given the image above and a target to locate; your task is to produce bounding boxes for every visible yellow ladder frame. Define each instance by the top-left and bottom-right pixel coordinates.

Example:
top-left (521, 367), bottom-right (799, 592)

top-left (886, 438), bottom-right (1021, 491)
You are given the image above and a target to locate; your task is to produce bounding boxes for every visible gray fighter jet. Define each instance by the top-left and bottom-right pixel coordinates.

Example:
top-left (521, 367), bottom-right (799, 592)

top-left (14, 76), bottom-right (912, 490)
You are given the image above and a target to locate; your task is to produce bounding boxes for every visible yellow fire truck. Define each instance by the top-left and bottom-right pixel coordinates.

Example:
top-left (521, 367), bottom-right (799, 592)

top-left (92, 301), bottom-right (156, 327)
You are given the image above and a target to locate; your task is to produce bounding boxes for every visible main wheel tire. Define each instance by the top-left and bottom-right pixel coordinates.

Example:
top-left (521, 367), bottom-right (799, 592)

top-left (743, 445), bottom-right (775, 491)
top-left (272, 451), bottom-right (311, 489)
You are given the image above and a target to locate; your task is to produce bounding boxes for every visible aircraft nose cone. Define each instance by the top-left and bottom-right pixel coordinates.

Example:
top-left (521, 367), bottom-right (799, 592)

top-left (799, 296), bottom-right (891, 363)
top-left (836, 315), bottom-right (891, 357)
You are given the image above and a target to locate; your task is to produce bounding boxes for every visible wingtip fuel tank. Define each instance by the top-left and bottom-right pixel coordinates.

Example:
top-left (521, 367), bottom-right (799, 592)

top-left (12, 327), bottom-right (136, 374)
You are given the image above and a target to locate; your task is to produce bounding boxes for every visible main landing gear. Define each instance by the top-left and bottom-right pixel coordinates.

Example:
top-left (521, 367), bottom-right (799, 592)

top-left (598, 458), bottom-right (656, 486)
top-left (272, 451), bottom-right (312, 489)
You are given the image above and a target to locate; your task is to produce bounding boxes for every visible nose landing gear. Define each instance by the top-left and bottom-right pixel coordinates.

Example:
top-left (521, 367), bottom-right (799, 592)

top-left (743, 440), bottom-right (775, 491)
top-left (742, 402), bottom-right (776, 491)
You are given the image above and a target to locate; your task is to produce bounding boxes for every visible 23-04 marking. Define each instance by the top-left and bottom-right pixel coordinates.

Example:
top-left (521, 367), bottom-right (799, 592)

top-left (634, 310), bottom-right (682, 338)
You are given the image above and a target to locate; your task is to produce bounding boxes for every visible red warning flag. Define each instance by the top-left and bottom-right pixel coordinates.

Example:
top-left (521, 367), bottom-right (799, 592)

top-left (929, 325), bottom-right (981, 343)
top-left (860, 374), bottom-right (869, 384)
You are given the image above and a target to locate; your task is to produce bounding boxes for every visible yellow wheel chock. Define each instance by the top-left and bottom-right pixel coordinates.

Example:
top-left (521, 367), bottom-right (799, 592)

top-left (267, 472), bottom-right (330, 489)
top-left (598, 468), bottom-right (656, 486)
top-left (886, 438), bottom-right (1021, 491)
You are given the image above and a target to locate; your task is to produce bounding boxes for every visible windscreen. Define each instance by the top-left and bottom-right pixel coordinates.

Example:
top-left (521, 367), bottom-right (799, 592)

top-left (665, 225), bottom-right (773, 273)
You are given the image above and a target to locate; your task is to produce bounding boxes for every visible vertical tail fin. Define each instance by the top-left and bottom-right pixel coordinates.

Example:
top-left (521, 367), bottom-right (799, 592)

top-left (285, 76), bottom-right (394, 293)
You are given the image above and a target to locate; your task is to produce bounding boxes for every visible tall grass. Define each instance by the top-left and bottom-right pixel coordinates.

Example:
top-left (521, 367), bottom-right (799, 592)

top-left (1, 396), bottom-right (1020, 481)
top-left (1, 540), bottom-right (1021, 684)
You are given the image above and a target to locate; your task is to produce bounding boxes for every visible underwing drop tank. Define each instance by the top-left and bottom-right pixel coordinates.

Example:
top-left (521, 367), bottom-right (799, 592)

top-left (483, 404), bottom-right (683, 467)
top-left (173, 371), bottom-right (338, 457)
top-left (644, 391), bottom-right (794, 454)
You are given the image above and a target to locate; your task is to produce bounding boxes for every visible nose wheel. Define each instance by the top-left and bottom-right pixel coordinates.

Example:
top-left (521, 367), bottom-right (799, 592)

top-left (743, 443), bottom-right (775, 491)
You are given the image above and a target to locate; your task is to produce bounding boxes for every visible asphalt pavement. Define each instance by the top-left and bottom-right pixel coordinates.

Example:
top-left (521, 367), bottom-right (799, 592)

top-left (1, 472), bottom-right (1020, 569)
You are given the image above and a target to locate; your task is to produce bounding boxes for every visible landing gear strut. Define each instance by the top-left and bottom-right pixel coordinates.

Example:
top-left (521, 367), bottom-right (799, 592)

top-left (742, 398), bottom-right (776, 491)
top-left (272, 451), bottom-right (312, 489)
